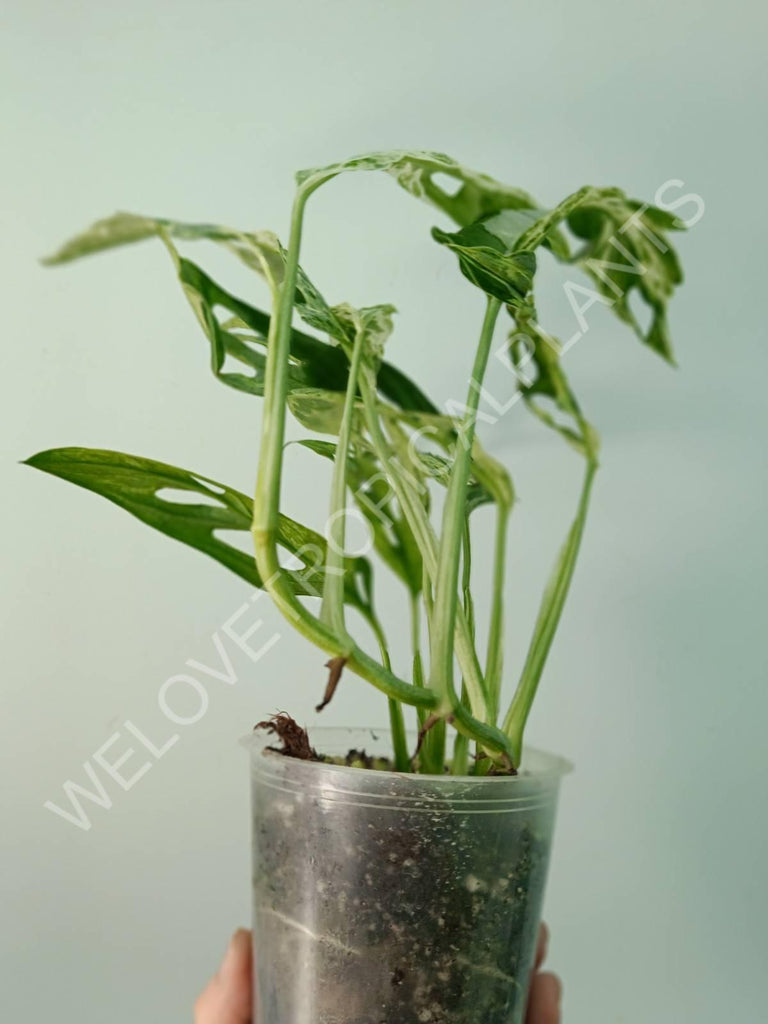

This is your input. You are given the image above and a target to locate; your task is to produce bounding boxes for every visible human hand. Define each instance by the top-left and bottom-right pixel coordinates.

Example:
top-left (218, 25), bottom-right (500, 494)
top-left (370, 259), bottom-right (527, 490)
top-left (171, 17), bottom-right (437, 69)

top-left (194, 924), bottom-right (562, 1023)
top-left (194, 929), bottom-right (252, 1024)
top-left (526, 923), bottom-right (563, 1024)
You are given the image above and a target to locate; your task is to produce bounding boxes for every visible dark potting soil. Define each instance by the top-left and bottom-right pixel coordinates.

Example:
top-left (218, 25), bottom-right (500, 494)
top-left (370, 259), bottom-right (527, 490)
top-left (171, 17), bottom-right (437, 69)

top-left (254, 713), bottom-right (517, 776)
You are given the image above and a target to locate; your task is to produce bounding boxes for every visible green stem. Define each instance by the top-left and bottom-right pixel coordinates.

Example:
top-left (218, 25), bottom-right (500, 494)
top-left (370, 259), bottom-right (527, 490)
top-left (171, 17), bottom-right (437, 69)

top-left (450, 687), bottom-right (471, 775)
top-left (250, 184), bottom-right (512, 764)
top-left (503, 457), bottom-right (598, 762)
top-left (451, 521), bottom-right (474, 775)
top-left (415, 563), bottom-right (441, 771)
top-left (377, 413), bottom-right (488, 722)
top-left (410, 591), bottom-right (427, 729)
top-left (410, 589), bottom-right (422, 662)
top-left (429, 296), bottom-right (502, 716)
top-left (321, 330), bottom-right (368, 635)
top-left (251, 187), bottom-right (436, 713)
top-left (461, 518), bottom-right (475, 636)
top-left (388, 699), bottom-right (410, 773)
top-left (364, 610), bottom-right (410, 773)
top-left (486, 499), bottom-right (510, 722)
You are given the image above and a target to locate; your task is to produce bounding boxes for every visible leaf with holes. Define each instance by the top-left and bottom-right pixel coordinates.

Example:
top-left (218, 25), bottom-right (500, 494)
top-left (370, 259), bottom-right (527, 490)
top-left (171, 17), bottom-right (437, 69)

top-left (296, 149), bottom-right (547, 230)
top-left (566, 189), bottom-right (685, 362)
top-left (23, 447), bottom-right (371, 608)
top-left (504, 186), bottom-right (686, 362)
top-left (45, 213), bottom-right (438, 416)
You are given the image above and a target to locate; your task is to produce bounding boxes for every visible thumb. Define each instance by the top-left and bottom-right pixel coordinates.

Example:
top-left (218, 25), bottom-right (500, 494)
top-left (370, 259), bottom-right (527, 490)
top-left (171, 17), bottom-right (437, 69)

top-left (194, 929), bottom-right (253, 1024)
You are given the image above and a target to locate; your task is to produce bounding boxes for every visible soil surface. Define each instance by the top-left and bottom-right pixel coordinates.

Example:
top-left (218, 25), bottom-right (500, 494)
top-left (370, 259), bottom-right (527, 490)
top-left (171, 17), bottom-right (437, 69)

top-left (254, 714), bottom-right (517, 775)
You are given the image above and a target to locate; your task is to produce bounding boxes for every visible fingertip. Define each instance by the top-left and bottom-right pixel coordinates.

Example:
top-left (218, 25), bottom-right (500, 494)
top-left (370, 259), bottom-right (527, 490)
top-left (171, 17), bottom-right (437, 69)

top-left (526, 971), bottom-right (562, 1024)
top-left (535, 922), bottom-right (550, 970)
top-left (541, 971), bottom-right (562, 1006)
top-left (195, 931), bottom-right (254, 1024)
top-left (221, 928), bottom-right (252, 978)
top-left (231, 928), bottom-right (252, 954)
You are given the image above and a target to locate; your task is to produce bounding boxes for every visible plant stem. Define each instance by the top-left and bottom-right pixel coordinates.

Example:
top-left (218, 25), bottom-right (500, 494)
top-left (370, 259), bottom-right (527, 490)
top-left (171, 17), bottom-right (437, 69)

top-left (321, 326), bottom-right (367, 636)
top-left (450, 688), bottom-right (471, 775)
top-left (451, 522), bottom-right (474, 775)
top-left (429, 297), bottom-right (502, 716)
top-left (416, 563), bottom-right (442, 772)
top-left (375, 410), bottom-right (489, 721)
top-left (410, 589), bottom-right (422, 662)
top-left (410, 591), bottom-right (427, 730)
top-left (251, 188), bottom-right (438, 715)
top-left (251, 184), bottom-right (512, 764)
top-left (364, 609), bottom-right (410, 772)
top-left (486, 499), bottom-right (510, 722)
top-left (388, 699), bottom-right (410, 772)
top-left (503, 457), bottom-right (598, 762)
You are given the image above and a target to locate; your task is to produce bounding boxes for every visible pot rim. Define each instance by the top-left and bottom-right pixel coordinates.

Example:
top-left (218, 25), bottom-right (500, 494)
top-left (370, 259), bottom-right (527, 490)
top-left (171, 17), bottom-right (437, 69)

top-left (248, 725), bottom-right (573, 783)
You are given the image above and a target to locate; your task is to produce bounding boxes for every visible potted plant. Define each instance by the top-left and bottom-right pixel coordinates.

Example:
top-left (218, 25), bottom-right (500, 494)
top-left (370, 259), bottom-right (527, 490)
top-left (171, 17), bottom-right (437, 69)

top-left (28, 150), bottom-right (685, 1023)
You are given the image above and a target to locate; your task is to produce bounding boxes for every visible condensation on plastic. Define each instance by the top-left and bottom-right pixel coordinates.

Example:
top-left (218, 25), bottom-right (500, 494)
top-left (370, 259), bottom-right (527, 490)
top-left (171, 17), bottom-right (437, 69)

top-left (251, 727), bottom-right (571, 1024)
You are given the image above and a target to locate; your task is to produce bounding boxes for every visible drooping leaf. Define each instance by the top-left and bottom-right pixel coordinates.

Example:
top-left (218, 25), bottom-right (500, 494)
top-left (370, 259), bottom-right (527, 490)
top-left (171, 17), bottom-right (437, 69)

top-left (566, 189), bottom-right (685, 362)
top-left (297, 150), bottom-right (540, 227)
top-left (23, 447), bottom-right (371, 607)
top-left (174, 257), bottom-right (342, 399)
top-left (174, 258), bottom-right (268, 397)
top-left (497, 187), bottom-right (684, 450)
top-left (292, 265), bottom-right (351, 341)
top-left (468, 441), bottom-right (516, 510)
top-left (505, 186), bottom-right (686, 362)
top-left (431, 224), bottom-right (536, 306)
top-left (44, 214), bottom-right (439, 417)
top-left (42, 212), bottom-right (168, 264)
top-left (43, 212), bottom-right (286, 288)
top-left (463, 207), bottom-right (570, 260)
top-left (508, 300), bottom-right (599, 460)
top-left (376, 361), bottom-right (438, 416)
top-left (332, 302), bottom-right (396, 368)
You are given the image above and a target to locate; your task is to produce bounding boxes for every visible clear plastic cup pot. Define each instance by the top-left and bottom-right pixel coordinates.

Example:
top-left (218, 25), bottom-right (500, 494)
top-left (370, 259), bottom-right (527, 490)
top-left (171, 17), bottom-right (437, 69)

top-left (251, 727), bottom-right (571, 1024)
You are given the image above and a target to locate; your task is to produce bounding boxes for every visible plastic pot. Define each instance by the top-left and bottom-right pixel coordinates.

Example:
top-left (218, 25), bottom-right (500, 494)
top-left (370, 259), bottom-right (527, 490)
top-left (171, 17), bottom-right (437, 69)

top-left (250, 727), bottom-right (571, 1024)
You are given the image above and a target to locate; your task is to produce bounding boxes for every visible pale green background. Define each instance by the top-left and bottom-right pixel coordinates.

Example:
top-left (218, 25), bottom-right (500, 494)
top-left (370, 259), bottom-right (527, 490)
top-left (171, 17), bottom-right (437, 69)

top-left (2, 1), bottom-right (766, 1021)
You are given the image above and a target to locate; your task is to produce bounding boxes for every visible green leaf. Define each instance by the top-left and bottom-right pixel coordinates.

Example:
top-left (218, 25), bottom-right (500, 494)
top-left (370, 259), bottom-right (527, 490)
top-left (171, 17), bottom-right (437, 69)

top-left (292, 266), bottom-right (351, 341)
top-left (332, 302), bottom-right (396, 368)
top-left (43, 211), bottom-right (287, 287)
top-left (566, 189), bottom-right (685, 362)
top-left (502, 189), bottom-right (684, 452)
top-left (23, 447), bottom-right (369, 605)
top-left (509, 308), bottom-right (594, 456)
top-left (287, 388), bottom-right (346, 434)
top-left (174, 257), bottom-right (338, 398)
top-left (297, 149), bottom-right (542, 228)
top-left (376, 361), bottom-right (437, 416)
top-left (175, 259), bottom-right (268, 397)
top-left (44, 214), bottom-right (440, 418)
top-left (432, 224), bottom-right (536, 306)
top-left (472, 207), bottom-right (570, 260)
top-left (506, 186), bottom-right (685, 362)
top-left (41, 212), bottom-right (167, 264)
